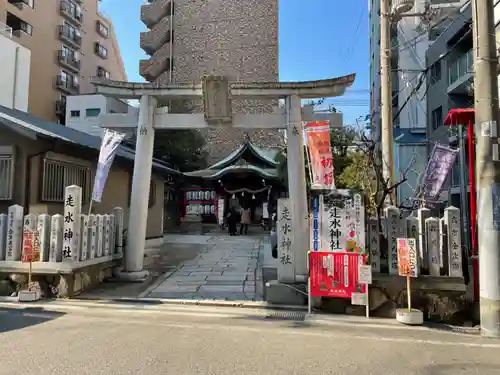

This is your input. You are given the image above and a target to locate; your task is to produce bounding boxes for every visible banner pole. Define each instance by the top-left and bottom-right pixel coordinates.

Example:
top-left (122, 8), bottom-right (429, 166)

top-left (365, 279), bottom-right (370, 318)
top-left (88, 200), bottom-right (93, 216)
top-left (308, 277), bottom-right (312, 314)
top-left (407, 275), bottom-right (412, 311)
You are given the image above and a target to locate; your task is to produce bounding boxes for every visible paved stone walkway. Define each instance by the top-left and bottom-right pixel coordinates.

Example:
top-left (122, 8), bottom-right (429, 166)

top-left (146, 235), bottom-right (263, 301)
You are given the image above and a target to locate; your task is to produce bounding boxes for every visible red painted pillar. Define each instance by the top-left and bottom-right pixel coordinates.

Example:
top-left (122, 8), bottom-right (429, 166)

top-left (468, 120), bottom-right (479, 302)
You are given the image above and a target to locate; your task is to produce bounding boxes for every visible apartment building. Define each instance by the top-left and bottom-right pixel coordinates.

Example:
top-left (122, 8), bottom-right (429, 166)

top-left (0, 21), bottom-right (30, 111)
top-left (0, 0), bottom-right (126, 124)
top-left (139, 0), bottom-right (281, 163)
top-left (368, 0), bottom-right (467, 205)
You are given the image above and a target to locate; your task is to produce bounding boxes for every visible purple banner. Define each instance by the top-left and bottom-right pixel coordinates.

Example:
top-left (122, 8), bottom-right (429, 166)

top-left (422, 144), bottom-right (458, 201)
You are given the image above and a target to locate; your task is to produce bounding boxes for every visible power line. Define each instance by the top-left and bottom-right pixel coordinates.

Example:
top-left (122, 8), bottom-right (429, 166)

top-left (389, 1), bottom-right (471, 54)
top-left (392, 24), bottom-right (473, 123)
top-left (340, 0), bottom-right (366, 63)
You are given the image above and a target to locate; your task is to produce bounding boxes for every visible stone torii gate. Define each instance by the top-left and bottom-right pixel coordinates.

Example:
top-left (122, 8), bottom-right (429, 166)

top-left (91, 75), bottom-right (355, 282)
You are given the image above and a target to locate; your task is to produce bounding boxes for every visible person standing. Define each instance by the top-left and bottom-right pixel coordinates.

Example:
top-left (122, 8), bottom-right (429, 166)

top-left (227, 196), bottom-right (239, 236)
top-left (240, 206), bottom-right (251, 235)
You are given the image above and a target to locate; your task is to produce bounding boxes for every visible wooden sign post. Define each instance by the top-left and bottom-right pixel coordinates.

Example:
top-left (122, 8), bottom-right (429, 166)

top-left (19, 228), bottom-right (41, 302)
top-left (395, 237), bottom-right (423, 325)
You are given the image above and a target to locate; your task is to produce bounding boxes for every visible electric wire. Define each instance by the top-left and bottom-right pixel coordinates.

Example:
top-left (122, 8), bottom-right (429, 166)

top-left (340, 0), bottom-right (367, 64)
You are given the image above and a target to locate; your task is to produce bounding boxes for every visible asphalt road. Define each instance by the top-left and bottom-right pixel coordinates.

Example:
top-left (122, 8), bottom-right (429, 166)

top-left (1, 303), bottom-right (500, 375)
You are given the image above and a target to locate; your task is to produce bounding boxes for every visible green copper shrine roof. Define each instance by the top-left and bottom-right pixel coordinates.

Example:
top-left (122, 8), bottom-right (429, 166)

top-left (184, 163), bottom-right (278, 180)
top-left (208, 141), bottom-right (279, 170)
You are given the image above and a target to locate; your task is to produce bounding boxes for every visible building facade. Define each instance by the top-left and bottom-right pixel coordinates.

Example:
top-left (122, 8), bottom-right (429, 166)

top-left (0, 21), bottom-right (30, 111)
top-left (139, 0), bottom-right (281, 163)
top-left (425, 1), bottom-right (500, 205)
top-left (65, 94), bottom-right (137, 138)
top-left (368, 0), bottom-right (468, 205)
top-left (0, 0), bottom-right (126, 124)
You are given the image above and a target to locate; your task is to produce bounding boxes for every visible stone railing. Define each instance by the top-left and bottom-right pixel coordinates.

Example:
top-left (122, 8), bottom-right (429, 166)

top-left (368, 205), bottom-right (463, 278)
top-left (0, 185), bottom-right (124, 268)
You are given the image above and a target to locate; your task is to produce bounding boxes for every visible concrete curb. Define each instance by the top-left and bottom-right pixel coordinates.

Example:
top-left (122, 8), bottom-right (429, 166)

top-left (0, 295), bottom-right (307, 311)
top-left (137, 267), bottom-right (180, 298)
top-left (305, 314), bottom-right (481, 335)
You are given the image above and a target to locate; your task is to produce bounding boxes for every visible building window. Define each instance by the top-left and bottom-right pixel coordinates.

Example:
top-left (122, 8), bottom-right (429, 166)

top-left (97, 66), bottom-right (110, 79)
top-left (70, 110), bottom-right (80, 117)
top-left (431, 106), bottom-right (443, 131)
top-left (61, 44), bottom-right (78, 60)
top-left (94, 42), bottom-right (108, 59)
top-left (61, 21), bottom-right (81, 44)
top-left (8, 0), bottom-right (34, 8)
top-left (96, 20), bottom-right (108, 38)
top-left (0, 148), bottom-right (14, 200)
top-left (57, 70), bottom-right (79, 91)
top-left (85, 108), bottom-right (100, 117)
top-left (6, 11), bottom-right (33, 36)
top-left (60, 0), bottom-right (83, 23)
top-left (430, 61), bottom-right (441, 84)
top-left (40, 158), bottom-right (91, 203)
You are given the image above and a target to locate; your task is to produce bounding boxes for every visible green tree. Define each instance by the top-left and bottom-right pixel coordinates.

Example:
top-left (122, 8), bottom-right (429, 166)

top-left (126, 130), bottom-right (208, 172)
top-left (154, 130), bottom-right (208, 171)
top-left (275, 126), bottom-right (359, 190)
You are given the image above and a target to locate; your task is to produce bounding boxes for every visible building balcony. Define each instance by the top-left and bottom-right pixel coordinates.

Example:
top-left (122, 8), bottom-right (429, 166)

top-left (55, 75), bottom-right (79, 94)
top-left (140, 16), bottom-right (171, 55)
top-left (55, 98), bottom-right (66, 116)
top-left (57, 50), bottom-right (80, 72)
top-left (140, 0), bottom-right (171, 28)
top-left (447, 49), bottom-right (473, 95)
top-left (59, 0), bottom-right (83, 26)
top-left (58, 25), bottom-right (81, 49)
top-left (139, 43), bottom-right (172, 82)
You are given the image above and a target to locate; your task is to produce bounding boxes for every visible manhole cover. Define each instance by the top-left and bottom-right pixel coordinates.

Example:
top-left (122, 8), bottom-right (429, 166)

top-left (264, 311), bottom-right (306, 321)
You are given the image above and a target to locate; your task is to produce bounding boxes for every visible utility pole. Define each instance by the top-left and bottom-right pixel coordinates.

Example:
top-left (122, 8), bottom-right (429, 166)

top-left (379, 0), bottom-right (396, 201)
top-left (472, 0), bottom-right (500, 338)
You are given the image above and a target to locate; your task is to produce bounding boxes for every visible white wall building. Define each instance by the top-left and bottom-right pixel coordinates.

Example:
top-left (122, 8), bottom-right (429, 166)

top-left (0, 22), bottom-right (30, 112)
top-left (65, 94), bottom-right (137, 138)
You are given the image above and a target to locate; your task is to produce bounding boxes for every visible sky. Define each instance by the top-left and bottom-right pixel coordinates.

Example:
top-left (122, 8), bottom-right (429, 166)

top-left (99, 0), bottom-right (370, 125)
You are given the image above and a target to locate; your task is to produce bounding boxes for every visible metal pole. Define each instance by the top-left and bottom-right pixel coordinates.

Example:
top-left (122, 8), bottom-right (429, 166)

top-left (472, 0), bottom-right (500, 338)
top-left (380, 0), bottom-right (396, 202)
top-left (458, 125), bottom-right (471, 256)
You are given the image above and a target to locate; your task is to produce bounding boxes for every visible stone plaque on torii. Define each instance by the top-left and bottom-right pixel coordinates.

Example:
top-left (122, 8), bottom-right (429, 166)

top-left (90, 74), bottom-right (355, 283)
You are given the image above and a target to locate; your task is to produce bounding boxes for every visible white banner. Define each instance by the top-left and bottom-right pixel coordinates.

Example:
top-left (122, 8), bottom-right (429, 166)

top-left (91, 129), bottom-right (126, 202)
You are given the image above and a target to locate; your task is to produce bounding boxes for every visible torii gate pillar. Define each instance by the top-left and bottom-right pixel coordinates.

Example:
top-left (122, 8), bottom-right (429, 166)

top-left (119, 95), bottom-right (157, 280)
top-left (286, 95), bottom-right (309, 278)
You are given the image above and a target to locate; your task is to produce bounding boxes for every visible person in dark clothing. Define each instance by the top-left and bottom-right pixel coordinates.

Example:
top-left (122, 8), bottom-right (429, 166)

top-left (227, 206), bottom-right (238, 235)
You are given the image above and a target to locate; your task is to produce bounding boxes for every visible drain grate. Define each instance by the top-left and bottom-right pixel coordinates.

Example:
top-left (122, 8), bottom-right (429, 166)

top-left (264, 311), bottom-right (306, 321)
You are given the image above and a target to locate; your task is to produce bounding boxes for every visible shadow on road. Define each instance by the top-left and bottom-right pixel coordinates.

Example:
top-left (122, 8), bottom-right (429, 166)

top-left (0, 306), bottom-right (65, 334)
top-left (423, 363), bottom-right (500, 375)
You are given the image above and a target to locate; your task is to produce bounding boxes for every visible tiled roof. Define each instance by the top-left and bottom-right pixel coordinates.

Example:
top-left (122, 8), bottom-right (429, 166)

top-left (0, 104), bottom-right (181, 176)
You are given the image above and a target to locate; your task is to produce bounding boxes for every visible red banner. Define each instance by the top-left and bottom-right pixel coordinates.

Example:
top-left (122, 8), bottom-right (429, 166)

top-left (309, 251), bottom-right (366, 298)
top-left (304, 122), bottom-right (335, 189)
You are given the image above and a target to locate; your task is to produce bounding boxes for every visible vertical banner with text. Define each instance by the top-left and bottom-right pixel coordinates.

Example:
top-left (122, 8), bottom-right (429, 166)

top-left (420, 144), bottom-right (459, 205)
top-left (304, 121), bottom-right (335, 190)
top-left (91, 129), bottom-right (126, 203)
